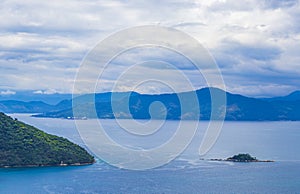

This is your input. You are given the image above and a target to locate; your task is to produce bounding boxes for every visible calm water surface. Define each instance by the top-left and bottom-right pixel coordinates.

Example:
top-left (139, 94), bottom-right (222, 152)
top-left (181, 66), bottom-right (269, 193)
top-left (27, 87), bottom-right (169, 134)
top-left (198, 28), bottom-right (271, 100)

top-left (1, 114), bottom-right (300, 193)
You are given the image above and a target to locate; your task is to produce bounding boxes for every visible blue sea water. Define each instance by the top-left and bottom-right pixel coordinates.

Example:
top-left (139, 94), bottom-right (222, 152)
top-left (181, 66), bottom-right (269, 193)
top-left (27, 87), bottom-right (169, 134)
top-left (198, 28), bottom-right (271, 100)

top-left (1, 114), bottom-right (300, 193)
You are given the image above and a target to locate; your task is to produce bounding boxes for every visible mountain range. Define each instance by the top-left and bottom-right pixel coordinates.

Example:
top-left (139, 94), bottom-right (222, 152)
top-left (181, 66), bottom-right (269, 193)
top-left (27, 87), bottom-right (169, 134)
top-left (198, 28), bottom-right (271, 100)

top-left (1, 88), bottom-right (300, 121)
top-left (0, 91), bottom-right (71, 105)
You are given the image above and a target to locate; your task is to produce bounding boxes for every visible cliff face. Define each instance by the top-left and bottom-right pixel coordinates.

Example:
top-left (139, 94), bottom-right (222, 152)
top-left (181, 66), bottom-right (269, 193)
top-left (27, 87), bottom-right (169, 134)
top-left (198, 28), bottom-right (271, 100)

top-left (0, 112), bottom-right (94, 168)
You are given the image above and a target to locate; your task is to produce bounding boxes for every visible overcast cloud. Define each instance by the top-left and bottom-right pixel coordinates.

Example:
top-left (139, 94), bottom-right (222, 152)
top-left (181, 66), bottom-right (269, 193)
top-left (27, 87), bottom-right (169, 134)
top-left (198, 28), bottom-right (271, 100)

top-left (0, 0), bottom-right (299, 97)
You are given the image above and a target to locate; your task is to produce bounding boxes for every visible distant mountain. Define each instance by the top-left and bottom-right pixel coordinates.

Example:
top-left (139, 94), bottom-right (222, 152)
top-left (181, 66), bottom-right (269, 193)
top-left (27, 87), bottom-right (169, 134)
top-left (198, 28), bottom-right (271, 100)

top-left (34, 88), bottom-right (300, 121)
top-left (288, 91), bottom-right (300, 101)
top-left (0, 100), bottom-right (70, 113)
top-left (0, 91), bottom-right (71, 105)
top-left (262, 91), bottom-right (300, 102)
top-left (0, 112), bottom-right (94, 168)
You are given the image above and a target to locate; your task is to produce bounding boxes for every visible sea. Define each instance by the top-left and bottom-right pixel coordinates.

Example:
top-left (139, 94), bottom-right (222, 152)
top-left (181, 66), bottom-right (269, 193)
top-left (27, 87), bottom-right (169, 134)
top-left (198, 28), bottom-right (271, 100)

top-left (1, 114), bottom-right (300, 193)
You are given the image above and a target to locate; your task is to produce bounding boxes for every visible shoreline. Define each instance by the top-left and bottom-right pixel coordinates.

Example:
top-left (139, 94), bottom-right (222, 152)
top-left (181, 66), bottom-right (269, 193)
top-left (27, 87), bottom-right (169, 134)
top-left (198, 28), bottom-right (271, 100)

top-left (1, 160), bottom-right (95, 169)
top-left (206, 158), bottom-right (274, 162)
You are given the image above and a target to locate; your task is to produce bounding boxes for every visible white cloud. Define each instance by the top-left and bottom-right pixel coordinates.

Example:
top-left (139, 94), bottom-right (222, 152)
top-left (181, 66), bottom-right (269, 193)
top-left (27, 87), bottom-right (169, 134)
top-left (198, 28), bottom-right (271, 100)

top-left (0, 90), bottom-right (16, 96)
top-left (33, 89), bottom-right (59, 94)
top-left (0, 0), bottom-right (299, 96)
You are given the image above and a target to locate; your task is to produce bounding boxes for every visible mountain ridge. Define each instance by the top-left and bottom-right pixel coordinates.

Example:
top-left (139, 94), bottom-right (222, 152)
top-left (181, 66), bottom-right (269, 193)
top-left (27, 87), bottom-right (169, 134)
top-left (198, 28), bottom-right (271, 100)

top-left (261, 90), bottom-right (300, 102)
top-left (31, 87), bottom-right (300, 121)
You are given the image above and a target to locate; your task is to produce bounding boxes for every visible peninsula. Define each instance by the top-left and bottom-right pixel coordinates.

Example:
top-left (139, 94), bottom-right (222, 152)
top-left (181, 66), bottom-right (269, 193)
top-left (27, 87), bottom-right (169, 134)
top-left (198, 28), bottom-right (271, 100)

top-left (0, 112), bottom-right (95, 168)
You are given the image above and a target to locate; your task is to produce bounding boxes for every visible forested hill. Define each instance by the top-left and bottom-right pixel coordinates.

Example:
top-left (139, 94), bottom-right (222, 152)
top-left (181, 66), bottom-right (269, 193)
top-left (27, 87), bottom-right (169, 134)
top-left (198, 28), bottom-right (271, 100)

top-left (0, 112), bottom-right (94, 168)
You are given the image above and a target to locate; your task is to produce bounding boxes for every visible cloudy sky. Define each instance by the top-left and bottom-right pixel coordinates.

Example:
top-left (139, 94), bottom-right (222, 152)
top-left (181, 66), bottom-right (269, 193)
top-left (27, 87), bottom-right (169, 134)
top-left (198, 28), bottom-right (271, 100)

top-left (0, 0), bottom-right (299, 97)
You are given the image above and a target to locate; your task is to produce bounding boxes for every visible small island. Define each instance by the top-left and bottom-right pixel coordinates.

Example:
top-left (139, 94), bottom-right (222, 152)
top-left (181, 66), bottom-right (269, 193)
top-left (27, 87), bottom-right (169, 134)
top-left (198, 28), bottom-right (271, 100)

top-left (208, 153), bottom-right (274, 163)
top-left (0, 112), bottom-right (95, 168)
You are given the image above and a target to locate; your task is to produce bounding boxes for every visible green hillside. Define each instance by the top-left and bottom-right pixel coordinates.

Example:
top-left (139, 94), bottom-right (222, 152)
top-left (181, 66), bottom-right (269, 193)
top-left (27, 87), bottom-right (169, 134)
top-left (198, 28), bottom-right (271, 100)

top-left (0, 112), bottom-right (94, 167)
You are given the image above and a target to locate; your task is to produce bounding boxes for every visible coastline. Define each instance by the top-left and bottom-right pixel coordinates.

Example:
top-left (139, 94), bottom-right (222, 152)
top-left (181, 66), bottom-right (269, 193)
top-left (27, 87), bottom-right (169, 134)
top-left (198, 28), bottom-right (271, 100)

top-left (207, 158), bottom-right (274, 162)
top-left (1, 160), bottom-right (95, 169)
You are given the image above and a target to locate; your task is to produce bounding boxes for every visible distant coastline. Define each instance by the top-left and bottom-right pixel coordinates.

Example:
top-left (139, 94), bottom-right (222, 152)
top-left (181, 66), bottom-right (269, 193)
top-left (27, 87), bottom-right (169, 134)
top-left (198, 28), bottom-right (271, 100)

top-left (1, 87), bottom-right (298, 121)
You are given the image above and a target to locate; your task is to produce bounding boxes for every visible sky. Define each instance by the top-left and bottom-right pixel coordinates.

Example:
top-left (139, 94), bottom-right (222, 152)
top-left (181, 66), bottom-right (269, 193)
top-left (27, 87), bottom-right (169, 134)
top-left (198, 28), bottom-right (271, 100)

top-left (0, 0), bottom-right (299, 97)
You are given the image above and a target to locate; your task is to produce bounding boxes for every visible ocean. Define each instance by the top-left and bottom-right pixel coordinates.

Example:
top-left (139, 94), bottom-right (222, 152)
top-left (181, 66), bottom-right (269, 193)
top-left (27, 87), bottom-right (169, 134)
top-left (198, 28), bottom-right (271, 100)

top-left (1, 114), bottom-right (300, 193)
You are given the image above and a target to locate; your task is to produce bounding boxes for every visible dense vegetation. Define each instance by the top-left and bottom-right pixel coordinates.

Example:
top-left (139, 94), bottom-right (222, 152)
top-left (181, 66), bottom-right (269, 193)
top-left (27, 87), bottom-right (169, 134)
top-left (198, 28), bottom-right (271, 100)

top-left (227, 153), bottom-right (257, 162)
top-left (0, 112), bottom-right (94, 167)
